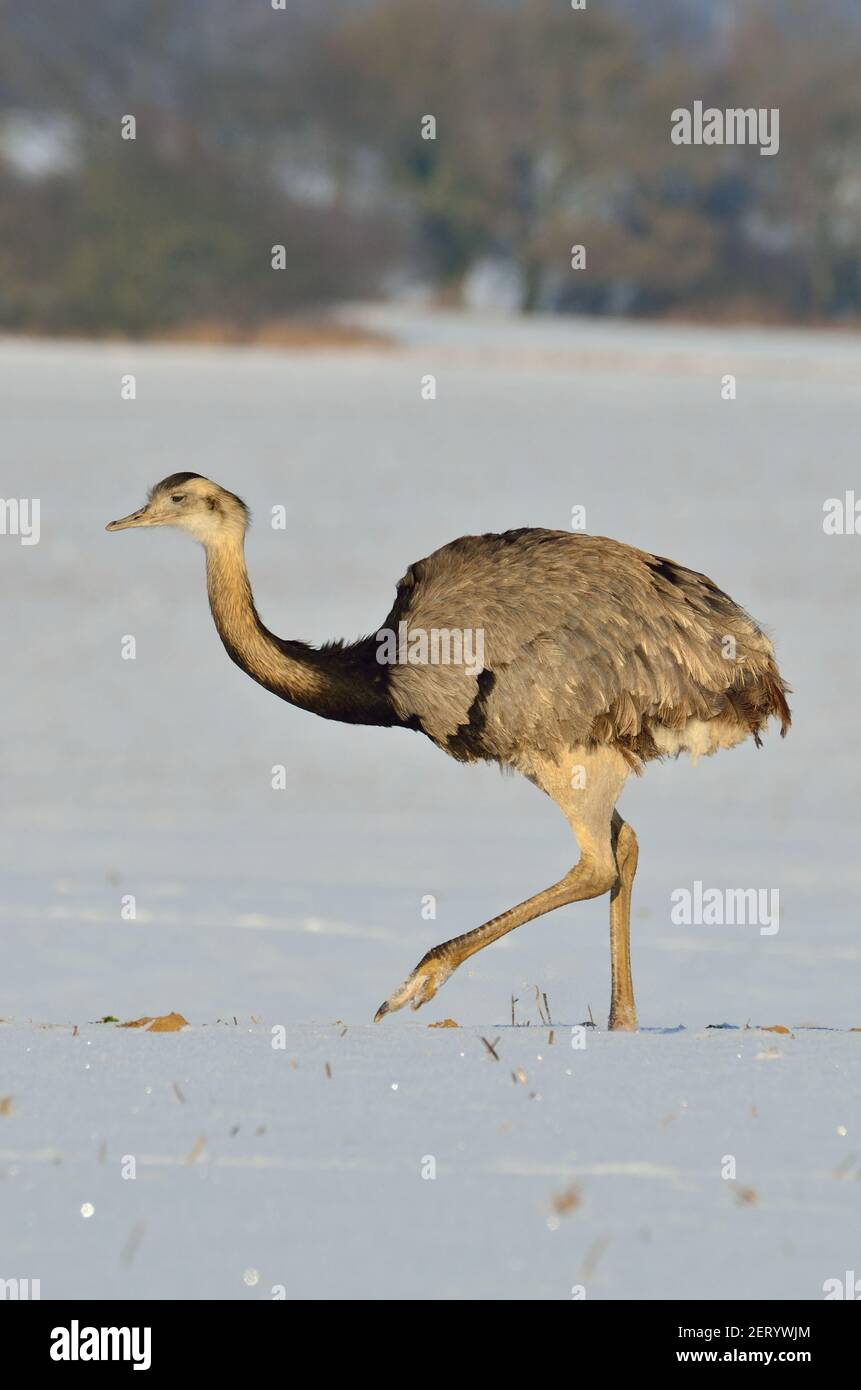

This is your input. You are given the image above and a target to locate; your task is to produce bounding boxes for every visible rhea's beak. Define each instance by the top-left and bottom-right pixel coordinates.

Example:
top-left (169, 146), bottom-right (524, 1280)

top-left (105, 503), bottom-right (156, 532)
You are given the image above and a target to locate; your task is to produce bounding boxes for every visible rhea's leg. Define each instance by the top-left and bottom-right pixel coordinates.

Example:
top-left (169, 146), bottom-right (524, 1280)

top-left (374, 744), bottom-right (629, 1021)
top-left (608, 810), bottom-right (639, 1031)
top-left (374, 855), bottom-right (617, 1020)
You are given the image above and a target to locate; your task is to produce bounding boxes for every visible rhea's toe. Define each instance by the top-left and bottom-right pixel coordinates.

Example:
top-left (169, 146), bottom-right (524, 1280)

top-left (373, 954), bottom-right (452, 1022)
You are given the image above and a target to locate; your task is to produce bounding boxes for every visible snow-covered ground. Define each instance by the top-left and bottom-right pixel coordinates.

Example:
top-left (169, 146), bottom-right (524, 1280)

top-left (1, 313), bottom-right (859, 1299)
top-left (2, 1021), bottom-right (859, 1301)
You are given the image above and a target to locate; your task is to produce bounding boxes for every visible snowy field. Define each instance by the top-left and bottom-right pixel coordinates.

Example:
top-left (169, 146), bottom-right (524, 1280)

top-left (1, 312), bottom-right (859, 1299)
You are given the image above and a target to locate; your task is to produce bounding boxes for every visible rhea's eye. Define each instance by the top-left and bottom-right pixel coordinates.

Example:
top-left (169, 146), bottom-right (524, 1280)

top-left (170, 494), bottom-right (186, 503)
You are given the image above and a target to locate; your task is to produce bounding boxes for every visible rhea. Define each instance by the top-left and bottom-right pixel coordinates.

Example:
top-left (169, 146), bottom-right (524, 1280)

top-left (107, 474), bottom-right (790, 1029)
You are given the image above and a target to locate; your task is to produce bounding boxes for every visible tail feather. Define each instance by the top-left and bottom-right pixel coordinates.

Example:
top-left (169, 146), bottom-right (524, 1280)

top-left (729, 662), bottom-right (791, 743)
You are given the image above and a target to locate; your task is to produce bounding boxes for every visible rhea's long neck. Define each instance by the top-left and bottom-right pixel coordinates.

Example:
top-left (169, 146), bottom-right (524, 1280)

top-left (204, 533), bottom-right (396, 728)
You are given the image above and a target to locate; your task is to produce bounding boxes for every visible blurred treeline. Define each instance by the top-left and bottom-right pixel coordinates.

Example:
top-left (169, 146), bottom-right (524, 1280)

top-left (0, 0), bottom-right (859, 336)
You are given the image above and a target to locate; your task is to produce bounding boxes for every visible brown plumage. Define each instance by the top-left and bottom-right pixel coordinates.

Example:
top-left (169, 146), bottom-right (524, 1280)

top-left (379, 529), bottom-right (790, 772)
top-left (107, 475), bottom-right (790, 1030)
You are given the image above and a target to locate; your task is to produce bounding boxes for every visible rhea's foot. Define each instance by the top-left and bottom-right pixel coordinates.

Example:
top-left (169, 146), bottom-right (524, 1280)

top-left (374, 951), bottom-right (453, 1021)
top-left (608, 1004), bottom-right (638, 1032)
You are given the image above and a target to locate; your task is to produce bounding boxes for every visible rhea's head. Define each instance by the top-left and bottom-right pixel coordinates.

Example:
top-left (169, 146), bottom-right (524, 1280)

top-left (106, 473), bottom-right (249, 545)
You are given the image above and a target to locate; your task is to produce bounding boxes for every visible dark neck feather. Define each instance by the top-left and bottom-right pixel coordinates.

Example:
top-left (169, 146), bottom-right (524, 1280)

top-left (204, 536), bottom-right (397, 728)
